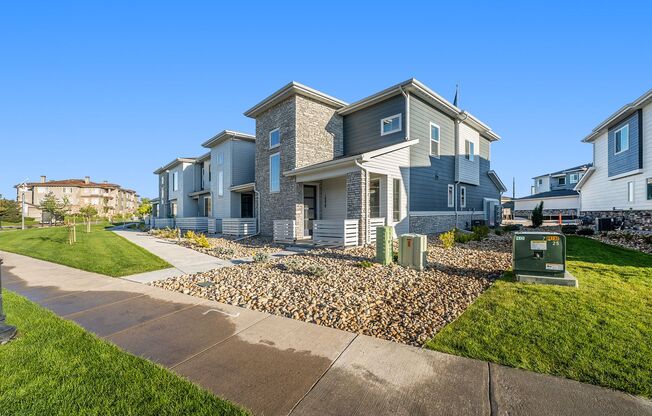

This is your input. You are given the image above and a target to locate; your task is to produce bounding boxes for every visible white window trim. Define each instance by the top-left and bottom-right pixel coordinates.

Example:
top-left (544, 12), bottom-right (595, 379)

top-left (570, 173), bottom-right (579, 184)
top-left (558, 177), bottom-right (566, 186)
top-left (465, 140), bottom-right (475, 161)
top-left (269, 128), bottom-right (280, 149)
top-left (647, 178), bottom-right (652, 201)
top-left (269, 152), bottom-right (280, 193)
top-left (447, 184), bottom-right (455, 208)
top-left (460, 186), bottom-right (466, 208)
top-left (627, 181), bottom-right (635, 203)
top-left (380, 113), bottom-right (402, 136)
top-left (429, 122), bottom-right (440, 158)
top-left (614, 124), bottom-right (629, 155)
top-left (217, 170), bottom-right (224, 197)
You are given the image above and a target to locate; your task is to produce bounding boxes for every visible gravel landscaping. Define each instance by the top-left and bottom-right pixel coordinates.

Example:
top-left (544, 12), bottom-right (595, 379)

top-left (589, 231), bottom-right (652, 255)
top-left (152, 233), bottom-right (512, 346)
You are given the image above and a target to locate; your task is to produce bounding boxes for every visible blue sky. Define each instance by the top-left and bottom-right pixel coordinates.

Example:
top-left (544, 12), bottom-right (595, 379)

top-left (1, 1), bottom-right (650, 199)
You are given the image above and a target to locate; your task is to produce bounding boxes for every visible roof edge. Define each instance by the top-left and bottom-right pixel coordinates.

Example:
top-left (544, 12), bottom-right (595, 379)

top-left (201, 130), bottom-right (255, 148)
top-left (244, 81), bottom-right (348, 118)
top-left (153, 157), bottom-right (196, 174)
top-left (582, 88), bottom-right (652, 143)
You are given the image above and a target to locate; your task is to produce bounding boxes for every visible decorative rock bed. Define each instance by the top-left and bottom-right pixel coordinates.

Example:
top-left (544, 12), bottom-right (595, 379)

top-left (182, 236), bottom-right (283, 259)
top-left (590, 231), bottom-right (652, 255)
top-left (151, 233), bottom-right (512, 346)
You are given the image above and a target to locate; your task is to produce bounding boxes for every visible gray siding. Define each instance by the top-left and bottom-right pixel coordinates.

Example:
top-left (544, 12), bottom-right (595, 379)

top-left (343, 94), bottom-right (406, 156)
top-left (608, 110), bottom-right (642, 177)
top-left (408, 95), bottom-right (456, 211)
top-left (231, 139), bottom-right (256, 186)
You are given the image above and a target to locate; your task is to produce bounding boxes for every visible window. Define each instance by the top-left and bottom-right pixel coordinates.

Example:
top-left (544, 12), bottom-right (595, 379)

top-left (558, 177), bottom-right (566, 186)
top-left (217, 171), bottom-right (224, 197)
top-left (269, 153), bottom-right (280, 193)
top-left (208, 164), bottom-right (212, 181)
top-left (447, 184), bottom-right (455, 208)
top-left (460, 186), bottom-right (466, 208)
top-left (392, 179), bottom-right (401, 222)
top-left (538, 178), bottom-right (543, 185)
top-left (201, 167), bottom-right (205, 189)
top-left (204, 197), bottom-right (212, 217)
top-left (381, 114), bottom-right (402, 136)
top-left (216, 153), bottom-right (224, 165)
top-left (429, 122), bottom-right (440, 157)
top-left (615, 125), bottom-right (629, 154)
top-left (369, 179), bottom-right (381, 218)
top-left (627, 181), bottom-right (635, 203)
top-left (171, 202), bottom-right (177, 217)
top-left (171, 171), bottom-right (178, 191)
top-left (570, 173), bottom-right (579, 184)
top-left (647, 178), bottom-right (652, 200)
top-left (269, 128), bottom-right (280, 148)
top-left (465, 140), bottom-right (475, 161)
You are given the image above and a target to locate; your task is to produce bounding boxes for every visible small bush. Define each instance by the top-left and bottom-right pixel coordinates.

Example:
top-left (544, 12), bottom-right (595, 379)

top-left (561, 225), bottom-right (578, 235)
top-left (472, 225), bottom-right (490, 240)
top-left (392, 251), bottom-right (399, 262)
top-left (252, 252), bottom-right (270, 263)
top-left (531, 201), bottom-right (544, 228)
top-left (494, 228), bottom-right (504, 236)
top-left (439, 229), bottom-right (456, 249)
top-left (455, 230), bottom-right (475, 244)
top-left (357, 260), bottom-right (374, 268)
top-left (213, 247), bottom-right (236, 257)
top-left (153, 227), bottom-right (179, 239)
top-left (185, 230), bottom-right (211, 248)
top-left (577, 228), bottom-right (595, 236)
top-left (502, 224), bottom-right (521, 232)
top-left (305, 264), bottom-right (327, 277)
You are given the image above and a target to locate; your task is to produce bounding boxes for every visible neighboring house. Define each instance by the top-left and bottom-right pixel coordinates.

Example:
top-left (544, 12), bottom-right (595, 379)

top-left (514, 164), bottom-right (592, 220)
top-left (575, 88), bottom-right (652, 230)
top-left (245, 79), bottom-right (506, 245)
top-left (153, 157), bottom-right (198, 218)
top-left (15, 175), bottom-right (138, 221)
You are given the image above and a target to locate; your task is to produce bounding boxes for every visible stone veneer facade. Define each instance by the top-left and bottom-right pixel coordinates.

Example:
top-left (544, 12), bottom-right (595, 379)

top-left (514, 209), bottom-right (579, 218)
top-left (254, 94), bottom-right (343, 237)
top-left (580, 210), bottom-right (652, 231)
top-left (409, 213), bottom-right (486, 234)
top-left (346, 170), bottom-right (369, 244)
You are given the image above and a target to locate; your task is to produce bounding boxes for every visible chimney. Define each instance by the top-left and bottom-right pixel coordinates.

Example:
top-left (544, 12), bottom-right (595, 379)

top-left (40, 175), bottom-right (46, 183)
top-left (84, 176), bottom-right (90, 184)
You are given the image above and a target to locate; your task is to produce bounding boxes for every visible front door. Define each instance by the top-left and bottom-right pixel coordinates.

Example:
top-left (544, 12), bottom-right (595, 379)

top-left (303, 185), bottom-right (317, 236)
top-left (241, 194), bottom-right (254, 218)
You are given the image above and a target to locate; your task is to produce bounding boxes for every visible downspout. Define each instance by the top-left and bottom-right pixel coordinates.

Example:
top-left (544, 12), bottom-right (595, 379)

top-left (454, 112), bottom-right (469, 229)
top-left (354, 159), bottom-right (370, 245)
top-left (398, 85), bottom-right (411, 230)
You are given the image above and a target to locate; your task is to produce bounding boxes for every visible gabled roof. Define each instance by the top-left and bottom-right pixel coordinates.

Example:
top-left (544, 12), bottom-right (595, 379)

top-left (573, 167), bottom-right (596, 191)
top-left (244, 82), bottom-right (348, 118)
top-left (517, 189), bottom-right (579, 200)
top-left (533, 163), bottom-right (593, 179)
top-left (583, 88), bottom-right (652, 143)
top-left (153, 158), bottom-right (196, 174)
top-left (201, 130), bottom-right (255, 148)
top-left (487, 170), bottom-right (508, 193)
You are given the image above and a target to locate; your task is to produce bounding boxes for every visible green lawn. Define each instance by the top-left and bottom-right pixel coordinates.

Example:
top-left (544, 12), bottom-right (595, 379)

top-left (0, 224), bottom-right (170, 276)
top-left (427, 236), bottom-right (652, 397)
top-left (0, 290), bottom-right (247, 415)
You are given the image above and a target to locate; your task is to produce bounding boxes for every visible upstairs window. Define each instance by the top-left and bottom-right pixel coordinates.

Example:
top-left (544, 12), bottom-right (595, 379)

top-left (538, 178), bottom-right (543, 185)
top-left (558, 177), bottom-right (566, 186)
top-left (380, 114), bottom-right (402, 136)
top-left (269, 128), bottom-right (280, 149)
top-left (447, 184), bottom-right (455, 208)
top-left (217, 171), bottom-right (224, 197)
top-left (570, 173), bottom-right (579, 184)
top-left (465, 140), bottom-right (475, 161)
top-left (615, 125), bottom-right (629, 154)
top-left (430, 122), bottom-right (440, 158)
top-left (171, 171), bottom-right (178, 191)
top-left (270, 153), bottom-right (280, 193)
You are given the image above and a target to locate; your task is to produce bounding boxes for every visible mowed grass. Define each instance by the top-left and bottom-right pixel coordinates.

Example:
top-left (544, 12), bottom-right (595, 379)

top-left (0, 291), bottom-right (248, 415)
top-left (0, 224), bottom-right (170, 276)
top-left (426, 236), bottom-right (652, 397)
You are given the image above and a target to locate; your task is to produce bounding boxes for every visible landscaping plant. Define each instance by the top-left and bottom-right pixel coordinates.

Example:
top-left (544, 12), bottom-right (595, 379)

top-left (531, 201), bottom-right (544, 228)
top-left (561, 225), bottom-right (578, 234)
top-left (252, 252), bottom-right (270, 263)
top-left (439, 229), bottom-right (456, 249)
top-left (577, 228), bottom-right (595, 236)
top-left (357, 260), bottom-right (374, 268)
top-left (304, 264), bottom-right (327, 277)
top-left (471, 225), bottom-right (490, 240)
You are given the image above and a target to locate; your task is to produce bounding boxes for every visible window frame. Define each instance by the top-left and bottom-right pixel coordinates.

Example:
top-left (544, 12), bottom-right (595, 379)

top-left (460, 186), bottom-right (466, 208)
top-left (558, 177), bottom-right (566, 186)
top-left (269, 128), bottom-right (280, 149)
top-left (171, 171), bottom-right (179, 191)
top-left (392, 178), bottom-right (401, 222)
top-left (614, 124), bottom-right (630, 155)
top-left (217, 170), bottom-right (224, 197)
top-left (447, 184), bottom-right (455, 208)
top-left (429, 122), bottom-right (441, 158)
top-left (380, 114), bottom-right (402, 136)
top-left (569, 173), bottom-right (579, 184)
top-left (647, 178), bottom-right (652, 200)
top-left (627, 181), bottom-right (635, 203)
top-left (465, 140), bottom-right (475, 161)
top-left (269, 152), bottom-right (281, 193)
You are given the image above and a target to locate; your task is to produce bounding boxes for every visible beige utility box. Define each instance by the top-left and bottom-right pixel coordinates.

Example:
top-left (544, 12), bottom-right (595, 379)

top-left (398, 234), bottom-right (427, 271)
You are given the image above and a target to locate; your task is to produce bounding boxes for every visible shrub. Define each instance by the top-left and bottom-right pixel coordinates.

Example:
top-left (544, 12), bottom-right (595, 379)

top-left (439, 229), bottom-right (456, 249)
top-left (252, 252), bottom-right (270, 263)
top-left (561, 225), bottom-right (578, 234)
top-left (577, 228), bottom-right (595, 236)
top-left (494, 228), bottom-right (504, 236)
top-left (213, 247), bottom-right (236, 257)
top-left (472, 225), bottom-right (490, 240)
top-left (392, 251), bottom-right (399, 262)
top-left (531, 201), bottom-right (544, 228)
top-left (502, 224), bottom-right (521, 232)
top-left (280, 258), bottom-right (302, 272)
top-left (455, 230), bottom-right (475, 244)
top-left (305, 264), bottom-right (327, 277)
top-left (153, 227), bottom-right (179, 239)
top-left (357, 260), bottom-right (374, 268)
top-left (185, 230), bottom-right (211, 248)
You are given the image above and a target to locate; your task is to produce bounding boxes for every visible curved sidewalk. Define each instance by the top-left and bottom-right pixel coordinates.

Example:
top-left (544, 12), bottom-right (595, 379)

top-left (1, 251), bottom-right (650, 416)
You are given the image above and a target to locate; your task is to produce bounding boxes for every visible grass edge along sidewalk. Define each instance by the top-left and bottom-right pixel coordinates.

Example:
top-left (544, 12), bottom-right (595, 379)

top-left (427, 235), bottom-right (652, 398)
top-left (0, 224), bottom-right (170, 277)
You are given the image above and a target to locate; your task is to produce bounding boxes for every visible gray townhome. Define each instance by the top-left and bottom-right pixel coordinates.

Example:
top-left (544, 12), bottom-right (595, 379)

top-left (245, 79), bottom-right (507, 246)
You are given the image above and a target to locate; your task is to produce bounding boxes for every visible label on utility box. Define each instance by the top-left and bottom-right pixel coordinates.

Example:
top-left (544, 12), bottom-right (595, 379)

top-left (546, 263), bottom-right (564, 271)
top-left (530, 240), bottom-right (547, 250)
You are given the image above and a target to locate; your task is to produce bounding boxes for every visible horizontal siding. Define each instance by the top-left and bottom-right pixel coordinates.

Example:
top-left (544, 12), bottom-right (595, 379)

top-left (232, 140), bottom-right (256, 186)
top-left (456, 123), bottom-right (480, 185)
top-left (608, 111), bottom-right (642, 177)
top-left (514, 196), bottom-right (580, 211)
top-left (343, 94), bottom-right (406, 156)
top-left (321, 177), bottom-right (346, 220)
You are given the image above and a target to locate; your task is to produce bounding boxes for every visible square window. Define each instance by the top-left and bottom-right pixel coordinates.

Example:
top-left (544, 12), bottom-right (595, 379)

top-left (558, 177), bottom-right (566, 186)
top-left (615, 125), bottom-right (629, 154)
top-left (430, 123), bottom-right (440, 157)
top-left (380, 114), bottom-right (402, 136)
top-left (570, 173), bottom-right (579, 184)
top-left (269, 128), bottom-right (280, 148)
top-left (269, 153), bottom-right (280, 193)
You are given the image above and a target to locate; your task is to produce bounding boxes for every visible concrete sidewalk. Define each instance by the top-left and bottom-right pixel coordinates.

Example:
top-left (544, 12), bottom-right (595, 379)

top-left (1, 251), bottom-right (650, 416)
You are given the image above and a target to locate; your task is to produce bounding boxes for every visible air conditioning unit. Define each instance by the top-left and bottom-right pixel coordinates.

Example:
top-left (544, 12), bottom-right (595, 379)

top-left (398, 234), bottom-right (427, 271)
top-left (375, 226), bottom-right (393, 265)
top-left (512, 231), bottom-right (577, 287)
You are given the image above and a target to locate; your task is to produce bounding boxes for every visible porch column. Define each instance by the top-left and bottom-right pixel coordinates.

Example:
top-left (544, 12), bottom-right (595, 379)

top-left (294, 182), bottom-right (304, 239)
top-left (346, 170), bottom-right (369, 245)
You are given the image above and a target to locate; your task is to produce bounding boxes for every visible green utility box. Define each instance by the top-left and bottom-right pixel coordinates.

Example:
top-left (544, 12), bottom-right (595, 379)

top-left (512, 231), bottom-right (577, 287)
top-left (375, 226), bottom-right (393, 265)
top-left (398, 234), bottom-right (427, 271)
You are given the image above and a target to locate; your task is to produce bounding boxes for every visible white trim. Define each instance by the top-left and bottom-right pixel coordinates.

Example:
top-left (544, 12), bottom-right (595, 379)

top-left (460, 186), bottom-right (466, 208)
top-left (269, 152), bottom-right (280, 193)
top-left (429, 122), bottom-right (441, 158)
top-left (609, 168), bottom-right (644, 181)
top-left (627, 181), bottom-right (635, 203)
top-left (465, 140), bottom-right (475, 161)
top-left (380, 113), bottom-right (402, 136)
top-left (614, 124), bottom-right (629, 155)
top-left (269, 128), bottom-right (280, 149)
top-left (569, 173), bottom-right (579, 184)
top-left (447, 184), bottom-right (455, 208)
top-left (217, 170), bottom-right (224, 197)
top-left (409, 211), bottom-right (479, 216)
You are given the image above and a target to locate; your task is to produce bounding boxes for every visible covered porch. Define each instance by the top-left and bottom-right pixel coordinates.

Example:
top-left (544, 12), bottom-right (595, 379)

top-left (221, 182), bottom-right (257, 236)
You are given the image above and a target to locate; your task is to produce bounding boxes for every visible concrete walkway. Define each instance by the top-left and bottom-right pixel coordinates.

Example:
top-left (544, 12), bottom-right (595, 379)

top-left (1, 251), bottom-right (650, 416)
top-left (112, 230), bottom-right (303, 283)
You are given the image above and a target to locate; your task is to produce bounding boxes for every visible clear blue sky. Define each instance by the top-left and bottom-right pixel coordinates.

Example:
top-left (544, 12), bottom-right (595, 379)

top-left (1, 1), bottom-right (650, 199)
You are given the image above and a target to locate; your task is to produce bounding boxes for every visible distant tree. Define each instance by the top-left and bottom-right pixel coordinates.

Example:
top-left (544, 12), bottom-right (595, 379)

top-left (79, 205), bottom-right (98, 233)
top-left (136, 198), bottom-right (152, 219)
top-left (38, 192), bottom-right (59, 225)
top-left (531, 201), bottom-right (544, 228)
top-left (55, 196), bottom-right (71, 223)
top-left (0, 198), bottom-right (21, 227)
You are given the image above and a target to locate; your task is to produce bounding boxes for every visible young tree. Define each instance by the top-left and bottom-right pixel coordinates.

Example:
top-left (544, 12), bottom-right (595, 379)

top-left (79, 205), bottom-right (98, 232)
top-left (0, 198), bottom-right (21, 227)
top-left (38, 192), bottom-right (59, 226)
top-left (531, 201), bottom-right (544, 228)
top-left (136, 198), bottom-right (152, 219)
top-left (55, 196), bottom-right (71, 223)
